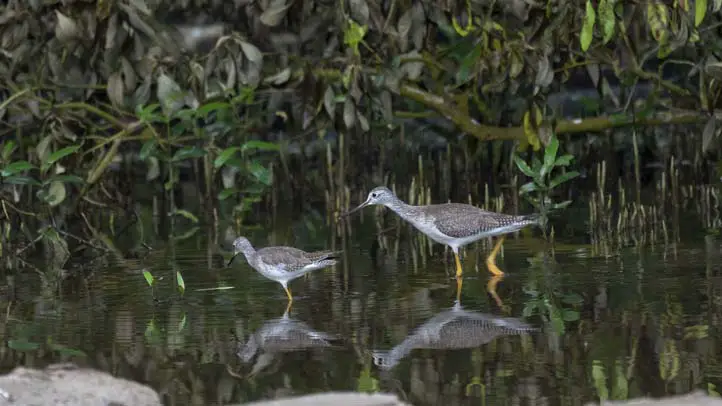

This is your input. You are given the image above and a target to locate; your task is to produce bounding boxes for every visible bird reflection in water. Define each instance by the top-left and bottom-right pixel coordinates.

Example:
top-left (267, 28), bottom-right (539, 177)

top-left (372, 290), bottom-right (537, 370)
top-left (237, 306), bottom-right (339, 376)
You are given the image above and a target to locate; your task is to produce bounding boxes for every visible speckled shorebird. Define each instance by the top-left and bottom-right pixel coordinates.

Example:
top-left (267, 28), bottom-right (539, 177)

top-left (343, 186), bottom-right (539, 277)
top-left (227, 237), bottom-right (341, 303)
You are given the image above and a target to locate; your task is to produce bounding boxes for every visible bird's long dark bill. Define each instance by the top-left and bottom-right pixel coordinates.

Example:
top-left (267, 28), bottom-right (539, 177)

top-left (341, 199), bottom-right (370, 217)
top-left (226, 253), bottom-right (239, 267)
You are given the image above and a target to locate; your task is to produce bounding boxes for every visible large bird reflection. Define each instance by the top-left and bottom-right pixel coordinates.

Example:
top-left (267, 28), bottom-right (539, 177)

top-left (237, 306), bottom-right (338, 376)
top-left (372, 290), bottom-right (537, 370)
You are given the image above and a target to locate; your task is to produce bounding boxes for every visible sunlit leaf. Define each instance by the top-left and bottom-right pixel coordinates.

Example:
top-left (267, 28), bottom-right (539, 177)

top-left (142, 269), bottom-right (154, 286)
top-left (580, 0), bottom-right (596, 51)
top-left (519, 182), bottom-right (538, 195)
top-left (2, 141), bottom-right (17, 161)
top-left (555, 154), bottom-right (574, 167)
top-left (1, 161), bottom-right (35, 177)
top-left (55, 10), bottom-right (80, 44)
top-left (343, 98), bottom-right (356, 129)
top-left (240, 41), bottom-right (263, 64)
top-left (553, 200), bottom-right (573, 210)
top-left (695, 0), bottom-right (707, 27)
top-left (176, 271), bottom-right (186, 294)
top-left (44, 181), bottom-right (67, 207)
top-left (260, 0), bottom-right (291, 26)
top-left (157, 73), bottom-right (185, 116)
top-left (598, 0), bottom-right (616, 44)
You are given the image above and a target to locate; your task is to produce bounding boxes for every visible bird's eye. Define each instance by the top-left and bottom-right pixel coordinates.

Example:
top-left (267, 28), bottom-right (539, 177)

top-left (371, 193), bottom-right (377, 198)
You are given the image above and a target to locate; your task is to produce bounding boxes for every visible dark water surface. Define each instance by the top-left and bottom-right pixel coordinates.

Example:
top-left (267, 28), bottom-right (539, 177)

top-left (4, 209), bottom-right (722, 406)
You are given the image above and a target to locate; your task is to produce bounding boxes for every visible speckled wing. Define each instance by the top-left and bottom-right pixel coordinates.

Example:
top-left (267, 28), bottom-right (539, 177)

top-left (431, 203), bottom-right (538, 239)
top-left (256, 247), bottom-right (339, 273)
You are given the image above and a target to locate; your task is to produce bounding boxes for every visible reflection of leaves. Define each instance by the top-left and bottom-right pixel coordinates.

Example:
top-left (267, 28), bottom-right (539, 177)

top-left (592, 360), bottom-right (609, 401)
top-left (356, 366), bottom-right (379, 393)
top-left (8, 339), bottom-right (41, 351)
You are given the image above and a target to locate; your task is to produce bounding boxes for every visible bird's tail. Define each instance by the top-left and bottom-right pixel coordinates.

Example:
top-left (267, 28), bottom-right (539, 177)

top-left (316, 250), bottom-right (343, 261)
top-left (521, 213), bottom-right (543, 225)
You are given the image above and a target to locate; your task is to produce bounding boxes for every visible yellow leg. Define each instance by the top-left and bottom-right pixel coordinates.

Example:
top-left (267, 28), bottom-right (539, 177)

top-left (284, 285), bottom-right (293, 303)
top-left (486, 235), bottom-right (506, 276)
top-left (486, 275), bottom-right (509, 314)
top-left (284, 298), bottom-right (293, 315)
top-left (455, 275), bottom-right (463, 302)
top-left (454, 251), bottom-right (463, 278)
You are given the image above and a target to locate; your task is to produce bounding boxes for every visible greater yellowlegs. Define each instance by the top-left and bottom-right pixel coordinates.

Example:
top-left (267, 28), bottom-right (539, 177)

top-left (372, 297), bottom-right (537, 370)
top-left (343, 186), bottom-right (539, 277)
top-left (227, 237), bottom-right (341, 303)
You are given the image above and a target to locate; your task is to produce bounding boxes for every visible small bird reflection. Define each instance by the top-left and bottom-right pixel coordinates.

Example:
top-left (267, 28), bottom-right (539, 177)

top-left (372, 297), bottom-right (537, 370)
top-left (237, 307), bottom-right (339, 376)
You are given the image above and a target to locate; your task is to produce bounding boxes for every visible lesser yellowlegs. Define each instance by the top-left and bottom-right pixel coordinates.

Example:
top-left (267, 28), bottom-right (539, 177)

top-left (343, 186), bottom-right (539, 277)
top-left (227, 237), bottom-right (341, 304)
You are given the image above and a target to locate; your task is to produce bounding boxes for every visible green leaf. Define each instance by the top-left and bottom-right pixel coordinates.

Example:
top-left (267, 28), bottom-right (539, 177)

top-left (247, 162), bottom-right (272, 185)
top-left (51, 345), bottom-right (87, 357)
top-left (2, 161), bottom-right (36, 177)
top-left (561, 292), bottom-right (584, 305)
top-left (218, 188), bottom-right (239, 200)
top-left (142, 269), bottom-right (154, 286)
top-left (172, 146), bottom-right (207, 162)
top-left (553, 200), bottom-right (573, 210)
top-left (550, 171), bottom-right (580, 189)
top-left (196, 101), bottom-right (231, 118)
top-left (562, 309), bottom-right (580, 321)
top-left (214, 147), bottom-right (240, 168)
top-left (8, 339), bottom-right (41, 351)
top-left (580, 0), bottom-right (596, 52)
top-left (522, 303), bottom-right (536, 317)
top-left (2, 141), bottom-right (17, 161)
top-left (3, 175), bottom-right (42, 186)
top-left (139, 139), bottom-right (158, 160)
top-left (598, 0), bottom-right (616, 44)
top-left (38, 181), bottom-right (66, 206)
top-left (555, 154), bottom-right (574, 167)
top-left (696, 0), bottom-right (707, 27)
top-left (519, 182), bottom-right (538, 195)
top-left (241, 140), bottom-right (280, 152)
top-left (176, 271), bottom-right (186, 294)
top-left (42, 145), bottom-right (80, 171)
top-left (541, 135), bottom-right (559, 178)
top-left (47, 174), bottom-right (84, 184)
top-left (513, 155), bottom-right (536, 177)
